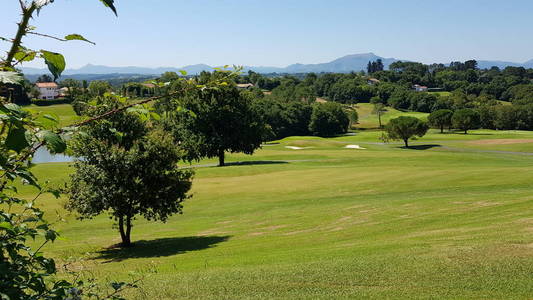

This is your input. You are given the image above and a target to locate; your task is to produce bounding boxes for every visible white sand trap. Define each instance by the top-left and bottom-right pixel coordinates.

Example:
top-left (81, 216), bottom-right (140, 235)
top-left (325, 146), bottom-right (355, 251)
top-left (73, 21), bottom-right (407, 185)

top-left (285, 146), bottom-right (314, 150)
top-left (345, 145), bottom-right (366, 149)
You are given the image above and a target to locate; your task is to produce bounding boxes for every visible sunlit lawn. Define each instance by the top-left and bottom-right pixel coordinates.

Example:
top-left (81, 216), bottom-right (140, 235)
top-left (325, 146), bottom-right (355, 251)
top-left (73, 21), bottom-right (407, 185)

top-left (20, 126), bottom-right (533, 299)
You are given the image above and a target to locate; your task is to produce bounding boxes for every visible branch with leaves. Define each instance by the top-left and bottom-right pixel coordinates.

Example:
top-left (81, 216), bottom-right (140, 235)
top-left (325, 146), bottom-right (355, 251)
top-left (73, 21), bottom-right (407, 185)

top-left (1, 0), bottom-right (117, 81)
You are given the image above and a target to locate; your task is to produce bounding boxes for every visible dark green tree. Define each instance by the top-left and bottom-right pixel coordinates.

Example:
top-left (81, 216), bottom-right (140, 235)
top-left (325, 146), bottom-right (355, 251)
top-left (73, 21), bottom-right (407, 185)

top-left (385, 116), bottom-right (429, 147)
top-left (36, 74), bottom-right (53, 83)
top-left (428, 109), bottom-right (453, 133)
top-left (160, 71), bottom-right (180, 83)
top-left (88, 80), bottom-right (112, 97)
top-left (308, 102), bottom-right (349, 137)
top-left (66, 95), bottom-right (193, 247)
top-left (163, 73), bottom-right (267, 166)
top-left (452, 108), bottom-right (480, 134)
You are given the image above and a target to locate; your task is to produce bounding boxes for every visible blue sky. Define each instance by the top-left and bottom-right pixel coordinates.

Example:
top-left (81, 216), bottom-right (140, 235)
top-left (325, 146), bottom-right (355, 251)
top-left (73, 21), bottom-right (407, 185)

top-left (2, 0), bottom-right (533, 68)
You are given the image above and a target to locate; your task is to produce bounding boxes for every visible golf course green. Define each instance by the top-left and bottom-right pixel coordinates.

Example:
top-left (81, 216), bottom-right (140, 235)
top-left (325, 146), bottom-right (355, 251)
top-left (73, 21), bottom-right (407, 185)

top-left (20, 104), bottom-right (533, 299)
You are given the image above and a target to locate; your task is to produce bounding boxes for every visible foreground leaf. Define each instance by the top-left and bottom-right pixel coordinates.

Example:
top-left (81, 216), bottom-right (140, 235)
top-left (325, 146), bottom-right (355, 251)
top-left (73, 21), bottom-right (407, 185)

top-left (99, 0), bottom-right (117, 16)
top-left (5, 128), bottom-right (29, 153)
top-left (64, 34), bottom-right (95, 45)
top-left (40, 50), bottom-right (65, 80)
top-left (37, 130), bottom-right (67, 154)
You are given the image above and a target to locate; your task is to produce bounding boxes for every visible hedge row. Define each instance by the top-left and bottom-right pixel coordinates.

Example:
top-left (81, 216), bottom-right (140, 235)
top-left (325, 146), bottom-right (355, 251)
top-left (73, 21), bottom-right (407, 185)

top-left (31, 98), bottom-right (72, 106)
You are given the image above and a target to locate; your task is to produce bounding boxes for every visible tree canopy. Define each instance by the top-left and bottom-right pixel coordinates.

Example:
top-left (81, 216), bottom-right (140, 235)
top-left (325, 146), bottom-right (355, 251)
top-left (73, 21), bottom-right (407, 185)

top-left (428, 109), bottom-right (453, 133)
top-left (162, 72), bottom-right (268, 166)
top-left (385, 116), bottom-right (429, 147)
top-left (66, 95), bottom-right (193, 247)
top-left (308, 102), bottom-right (350, 137)
top-left (452, 108), bottom-right (480, 134)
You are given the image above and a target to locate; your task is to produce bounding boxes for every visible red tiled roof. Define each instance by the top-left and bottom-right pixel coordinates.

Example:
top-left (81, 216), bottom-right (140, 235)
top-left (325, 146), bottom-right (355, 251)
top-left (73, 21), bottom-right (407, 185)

top-left (35, 82), bottom-right (58, 88)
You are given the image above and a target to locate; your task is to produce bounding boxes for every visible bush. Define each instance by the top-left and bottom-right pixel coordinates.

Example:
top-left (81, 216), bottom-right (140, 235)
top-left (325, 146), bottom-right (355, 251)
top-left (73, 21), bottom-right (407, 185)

top-left (31, 98), bottom-right (71, 106)
top-left (308, 102), bottom-right (349, 137)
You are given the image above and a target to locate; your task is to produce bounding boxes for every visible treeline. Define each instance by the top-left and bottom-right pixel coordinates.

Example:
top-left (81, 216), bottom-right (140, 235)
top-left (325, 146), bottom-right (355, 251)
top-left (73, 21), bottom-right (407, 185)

top-left (236, 60), bottom-right (533, 131)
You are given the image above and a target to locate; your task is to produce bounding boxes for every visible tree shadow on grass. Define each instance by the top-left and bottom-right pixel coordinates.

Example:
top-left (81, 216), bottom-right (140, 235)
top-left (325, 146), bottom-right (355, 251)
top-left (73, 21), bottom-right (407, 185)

top-left (225, 160), bottom-right (288, 167)
top-left (400, 144), bottom-right (442, 150)
top-left (96, 235), bottom-right (230, 263)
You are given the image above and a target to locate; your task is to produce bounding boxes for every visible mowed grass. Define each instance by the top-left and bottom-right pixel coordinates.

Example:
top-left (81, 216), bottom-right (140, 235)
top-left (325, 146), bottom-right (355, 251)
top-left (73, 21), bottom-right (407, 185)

top-left (24, 104), bottom-right (79, 127)
top-left (355, 103), bottom-right (428, 129)
top-left (20, 128), bottom-right (533, 299)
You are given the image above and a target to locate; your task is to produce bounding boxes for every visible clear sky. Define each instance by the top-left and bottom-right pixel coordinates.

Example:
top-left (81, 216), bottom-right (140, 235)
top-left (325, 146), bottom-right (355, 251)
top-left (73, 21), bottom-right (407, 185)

top-left (2, 0), bottom-right (533, 69)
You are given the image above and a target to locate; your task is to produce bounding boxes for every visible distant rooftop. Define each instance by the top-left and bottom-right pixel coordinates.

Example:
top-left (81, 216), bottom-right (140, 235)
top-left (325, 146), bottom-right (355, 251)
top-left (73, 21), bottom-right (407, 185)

top-left (35, 82), bottom-right (58, 88)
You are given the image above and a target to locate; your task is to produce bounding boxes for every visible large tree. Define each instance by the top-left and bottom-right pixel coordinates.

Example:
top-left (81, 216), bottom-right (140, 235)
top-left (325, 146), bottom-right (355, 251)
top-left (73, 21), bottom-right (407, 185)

top-left (308, 102), bottom-right (350, 137)
top-left (385, 116), bottom-right (429, 147)
top-left (452, 108), bottom-right (480, 134)
top-left (428, 109), bottom-right (453, 133)
top-left (163, 72), bottom-right (267, 166)
top-left (66, 95), bottom-right (193, 247)
top-left (88, 80), bottom-right (112, 97)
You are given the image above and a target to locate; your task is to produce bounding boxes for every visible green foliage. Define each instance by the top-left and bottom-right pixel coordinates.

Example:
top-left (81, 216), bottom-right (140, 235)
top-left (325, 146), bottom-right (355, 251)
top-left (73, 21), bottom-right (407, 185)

top-left (162, 73), bottom-right (267, 166)
top-left (385, 116), bottom-right (429, 147)
top-left (452, 109), bottom-right (480, 134)
top-left (66, 95), bottom-right (193, 247)
top-left (99, 0), bottom-right (118, 15)
top-left (40, 50), bottom-right (66, 80)
top-left (64, 33), bottom-right (95, 45)
top-left (348, 107), bottom-right (359, 129)
top-left (31, 98), bottom-right (72, 106)
top-left (308, 102), bottom-right (350, 137)
top-left (0, 1), bottom-right (142, 298)
top-left (88, 80), bottom-right (112, 97)
top-left (428, 109), bottom-right (453, 133)
top-left (253, 97), bottom-right (312, 140)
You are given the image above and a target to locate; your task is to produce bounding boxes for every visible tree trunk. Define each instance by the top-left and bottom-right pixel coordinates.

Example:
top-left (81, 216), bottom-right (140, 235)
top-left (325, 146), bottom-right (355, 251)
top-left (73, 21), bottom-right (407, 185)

top-left (440, 125), bottom-right (444, 133)
top-left (464, 129), bottom-right (468, 134)
top-left (218, 149), bottom-right (225, 167)
top-left (378, 113), bottom-right (382, 128)
top-left (404, 139), bottom-right (409, 148)
top-left (118, 215), bottom-right (132, 247)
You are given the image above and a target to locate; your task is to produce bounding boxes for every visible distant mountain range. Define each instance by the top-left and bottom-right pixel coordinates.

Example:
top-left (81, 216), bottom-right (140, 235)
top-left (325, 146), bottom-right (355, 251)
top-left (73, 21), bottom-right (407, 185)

top-left (20, 53), bottom-right (533, 77)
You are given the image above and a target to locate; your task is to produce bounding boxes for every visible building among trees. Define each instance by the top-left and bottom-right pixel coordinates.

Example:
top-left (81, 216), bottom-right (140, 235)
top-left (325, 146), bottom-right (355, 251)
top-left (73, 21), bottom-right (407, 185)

top-left (35, 82), bottom-right (59, 99)
top-left (413, 84), bottom-right (428, 92)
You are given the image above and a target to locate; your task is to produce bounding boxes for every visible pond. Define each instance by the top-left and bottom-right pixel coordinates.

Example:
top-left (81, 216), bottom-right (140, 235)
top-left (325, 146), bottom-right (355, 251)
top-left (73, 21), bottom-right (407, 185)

top-left (32, 147), bottom-right (73, 164)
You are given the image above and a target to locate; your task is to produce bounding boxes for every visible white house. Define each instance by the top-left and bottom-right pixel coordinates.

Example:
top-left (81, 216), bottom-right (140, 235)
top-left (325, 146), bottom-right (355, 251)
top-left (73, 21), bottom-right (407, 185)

top-left (36, 82), bottom-right (59, 99)
top-left (413, 84), bottom-right (428, 92)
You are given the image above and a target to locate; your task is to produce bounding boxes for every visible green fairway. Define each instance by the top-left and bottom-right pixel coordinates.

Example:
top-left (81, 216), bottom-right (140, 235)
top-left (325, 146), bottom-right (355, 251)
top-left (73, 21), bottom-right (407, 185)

top-left (24, 104), bottom-right (79, 127)
top-left (355, 103), bottom-right (428, 129)
top-left (22, 127), bottom-right (533, 299)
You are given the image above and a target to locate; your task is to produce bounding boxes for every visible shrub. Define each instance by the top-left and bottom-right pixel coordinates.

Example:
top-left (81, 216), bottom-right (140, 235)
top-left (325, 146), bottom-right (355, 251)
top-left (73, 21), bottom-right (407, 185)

top-left (31, 98), bottom-right (71, 106)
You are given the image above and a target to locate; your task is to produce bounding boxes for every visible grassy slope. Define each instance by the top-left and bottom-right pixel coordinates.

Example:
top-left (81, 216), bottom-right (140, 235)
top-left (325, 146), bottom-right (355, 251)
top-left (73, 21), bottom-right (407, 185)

top-left (355, 103), bottom-right (428, 130)
top-left (21, 128), bottom-right (533, 299)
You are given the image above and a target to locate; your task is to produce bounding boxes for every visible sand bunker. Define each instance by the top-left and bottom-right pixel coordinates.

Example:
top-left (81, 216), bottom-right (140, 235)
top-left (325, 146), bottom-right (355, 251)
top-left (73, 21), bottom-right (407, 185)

top-left (345, 145), bottom-right (366, 149)
top-left (285, 146), bottom-right (308, 150)
top-left (468, 139), bottom-right (533, 145)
